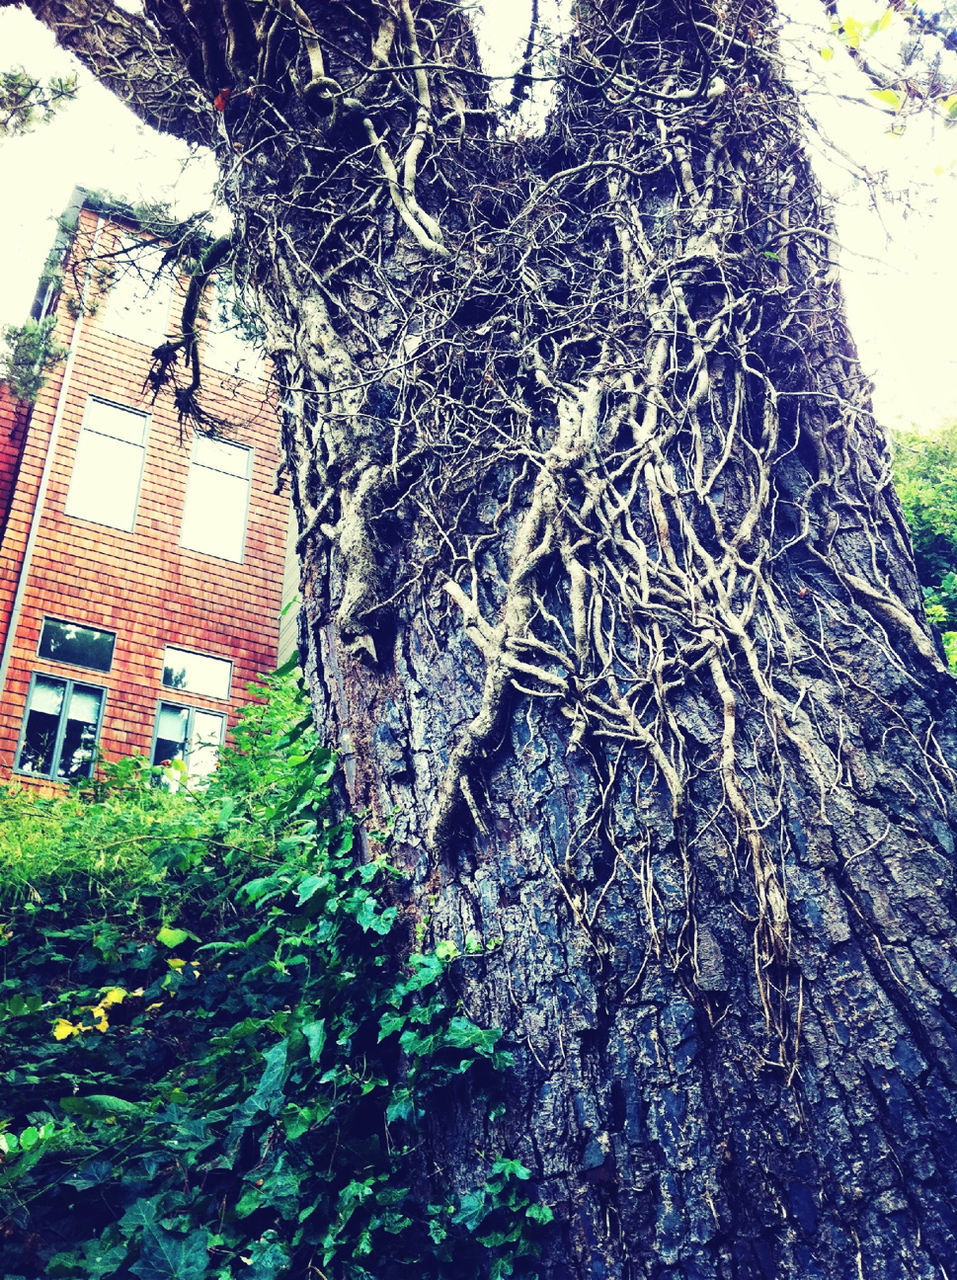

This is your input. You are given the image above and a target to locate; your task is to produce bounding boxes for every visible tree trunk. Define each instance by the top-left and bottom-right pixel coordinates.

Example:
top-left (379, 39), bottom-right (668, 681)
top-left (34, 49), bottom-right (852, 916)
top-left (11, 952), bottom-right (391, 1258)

top-left (24, 0), bottom-right (957, 1273)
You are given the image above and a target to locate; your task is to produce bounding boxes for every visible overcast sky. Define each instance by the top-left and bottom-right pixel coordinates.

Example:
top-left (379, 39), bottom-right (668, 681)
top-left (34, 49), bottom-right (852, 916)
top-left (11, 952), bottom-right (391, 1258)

top-left (1, 1), bottom-right (955, 431)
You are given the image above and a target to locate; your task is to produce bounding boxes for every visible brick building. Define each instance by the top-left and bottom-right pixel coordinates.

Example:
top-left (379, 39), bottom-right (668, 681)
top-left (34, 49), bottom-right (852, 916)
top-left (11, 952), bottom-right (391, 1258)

top-left (0, 193), bottom-right (289, 785)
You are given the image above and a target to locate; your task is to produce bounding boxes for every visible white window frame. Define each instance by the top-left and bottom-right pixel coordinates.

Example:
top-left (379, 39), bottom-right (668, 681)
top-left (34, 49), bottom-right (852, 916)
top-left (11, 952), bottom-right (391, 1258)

top-left (161, 645), bottom-right (232, 700)
top-left (179, 435), bottom-right (252, 563)
top-left (65, 397), bottom-right (149, 533)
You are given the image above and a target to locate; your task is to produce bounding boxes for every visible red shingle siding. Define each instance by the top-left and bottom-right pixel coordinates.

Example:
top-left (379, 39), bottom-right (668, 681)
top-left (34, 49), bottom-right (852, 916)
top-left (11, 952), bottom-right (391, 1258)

top-left (0, 206), bottom-right (287, 785)
top-left (0, 387), bottom-right (29, 539)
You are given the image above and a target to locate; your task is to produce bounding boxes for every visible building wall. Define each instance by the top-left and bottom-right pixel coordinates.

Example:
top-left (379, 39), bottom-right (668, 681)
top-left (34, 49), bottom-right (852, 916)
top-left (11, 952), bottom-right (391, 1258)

top-left (0, 385), bottom-right (28, 544)
top-left (0, 205), bottom-right (287, 783)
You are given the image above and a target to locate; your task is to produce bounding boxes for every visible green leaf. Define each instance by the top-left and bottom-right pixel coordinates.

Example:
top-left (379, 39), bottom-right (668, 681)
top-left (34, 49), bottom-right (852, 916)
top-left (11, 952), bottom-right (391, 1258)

top-left (386, 1087), bottom-right (415, 1123)
top-left (60, 1093), bottom-right (143, 1117)
top-left (129, 1225), bottom-right (209, 1280)
top-left (301, 1017), bottom-right (326, 1063)
top-left (870, 87), bottom-right (903, 111)
top-left (18, 1124), bottom-right (40, 1151)
top-left (241, 1237), bottom-right (290, 1279)
top-left (248, 1039), bottom-right (289, 1114)
top-left (451, 1188), bottom-right (488, 1230)
top-left (841, 15), bottom-right (864, 47)
top-left (156, 925), bottom-right (190, 948)
top-left (378, 1010), bottom-right (406, 1040)
top-left (526, 1202), bottom-right (554, 1223)
top-left (295, 873), bottom-right (325, 905)
top-left (490, 1157), bottom-right (532, 1181)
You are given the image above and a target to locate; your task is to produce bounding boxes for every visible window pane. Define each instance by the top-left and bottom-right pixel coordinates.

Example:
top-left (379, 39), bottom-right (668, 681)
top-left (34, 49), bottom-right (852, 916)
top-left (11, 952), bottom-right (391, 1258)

top-left (57, 685), bottom-right (104, 779)
top-left (153, 703), bottom-right (189, 766)
top-left (84, 398), bottom-right (147, 445)
top-left (28, 674), bottom-right (64, 715)
top-left (202, 283), bottom-right (265, 381)
top-left (193, 435), bottom-right (251, 477)
top-left (100, 238), bottom-right (173, 346)
top-left (66, 432), bottom-right (144, 531)
top-left (17, 676), bottom-right (65, 775)
top-left (39, 619), bottom-right (115, 672)
top-left (180, 464), bottom-right (248, 561)
top-left (16, 677), bottom-right (104, 779)
top-left (152, 704), bottom-right (224, 781)
top-left (188, 711), bottom-right (224, 780)
top-left (162, 646), bottom-right (231, 699)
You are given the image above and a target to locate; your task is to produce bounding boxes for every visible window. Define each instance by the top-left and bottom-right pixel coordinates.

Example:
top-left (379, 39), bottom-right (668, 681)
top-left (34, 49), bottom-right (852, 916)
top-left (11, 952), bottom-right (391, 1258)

top-left (162, 646), bottom-right (231, 699)
top-left (100, 235), bottom-right (174, 347)
top-left (65, 398), bottom-right (148, 532)
top-left (202, 279), bottom-right (265, 381)
top-left (152, 702), bottom-right (225, 780)
top-left (39, 618), bottom-right (115, 672)
top-left (16, 674), bottom-right (105, 780)
top-left (180, 435), bottom-right (251, 562)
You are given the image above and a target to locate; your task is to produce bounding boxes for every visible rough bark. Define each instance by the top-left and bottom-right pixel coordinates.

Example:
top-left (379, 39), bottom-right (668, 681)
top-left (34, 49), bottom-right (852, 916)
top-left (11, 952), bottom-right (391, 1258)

top-left (23, 0), bottom-right (957, 1275)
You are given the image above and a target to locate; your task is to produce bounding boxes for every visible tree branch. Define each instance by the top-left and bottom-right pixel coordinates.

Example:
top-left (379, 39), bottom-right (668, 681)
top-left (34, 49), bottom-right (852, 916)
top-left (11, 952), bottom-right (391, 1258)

top-left (890, 0), bottom-right (957, 58)
top-left (8, 0), bottom-right (214, 147)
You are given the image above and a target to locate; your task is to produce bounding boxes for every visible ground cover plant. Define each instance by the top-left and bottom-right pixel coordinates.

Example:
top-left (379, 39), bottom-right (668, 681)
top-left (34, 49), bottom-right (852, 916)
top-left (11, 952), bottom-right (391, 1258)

top-left (0, 673), bottom-right (550, 1278)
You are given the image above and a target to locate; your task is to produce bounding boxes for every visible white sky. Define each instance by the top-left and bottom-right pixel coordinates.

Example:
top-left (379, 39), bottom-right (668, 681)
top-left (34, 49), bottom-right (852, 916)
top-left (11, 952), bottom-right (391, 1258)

top-left (1, 1), bottom-right (955, 431)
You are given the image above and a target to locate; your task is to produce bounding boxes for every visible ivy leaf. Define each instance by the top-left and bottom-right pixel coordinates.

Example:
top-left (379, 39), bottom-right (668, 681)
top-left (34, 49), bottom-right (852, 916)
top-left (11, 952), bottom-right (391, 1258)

top-left (241, 1237), bottom-right (290, 1279)
top-left (450, 1188), bottom-right (488, 1230)
top-left (62, 1158), bottom-right (113, 1190)
top-left (526, 1202), bottom-right (554, 1224)
top-left (129, 1225), bottom-right (209, 1280)
top-left (301, 1018), bottom-right (326, 1063)
top-left (248, 1039), bottom-right (289, 1114)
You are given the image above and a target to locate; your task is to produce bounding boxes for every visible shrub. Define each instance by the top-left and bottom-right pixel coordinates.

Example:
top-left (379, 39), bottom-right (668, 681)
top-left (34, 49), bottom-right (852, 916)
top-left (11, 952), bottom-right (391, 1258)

top-left (0, 675), bottom-right (550, 1278)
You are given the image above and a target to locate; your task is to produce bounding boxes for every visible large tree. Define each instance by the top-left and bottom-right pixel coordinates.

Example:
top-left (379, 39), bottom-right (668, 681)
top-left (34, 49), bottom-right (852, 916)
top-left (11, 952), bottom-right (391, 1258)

top-left (9, 0), bottom-right (957, 1273)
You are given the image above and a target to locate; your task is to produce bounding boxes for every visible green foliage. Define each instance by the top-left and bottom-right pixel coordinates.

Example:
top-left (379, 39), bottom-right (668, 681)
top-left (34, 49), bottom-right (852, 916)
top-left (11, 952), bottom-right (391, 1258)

top-left (893, 425), bottom-right (957, 666)
top-left (0, 69), bottom-right (77, 136)
top-left (78, 190), bottom-right (209, 249)
top-left (1, 316), bottom-right (67, 404)
top-left (0, 676), bottom-right (550, 1278)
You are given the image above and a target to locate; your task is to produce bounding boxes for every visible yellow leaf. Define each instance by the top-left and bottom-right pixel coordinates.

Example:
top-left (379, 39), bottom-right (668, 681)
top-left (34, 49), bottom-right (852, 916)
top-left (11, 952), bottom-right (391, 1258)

top-left (52, 1018), bottom-right (80, 1041)
top-left (870, 87), bottom-right (902, 111)
top-left (167, 957), bottom-right (186, 970)
top-left (99, 987), bottom-right (127, 1007)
